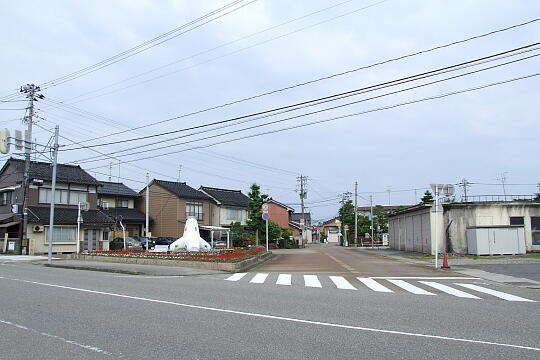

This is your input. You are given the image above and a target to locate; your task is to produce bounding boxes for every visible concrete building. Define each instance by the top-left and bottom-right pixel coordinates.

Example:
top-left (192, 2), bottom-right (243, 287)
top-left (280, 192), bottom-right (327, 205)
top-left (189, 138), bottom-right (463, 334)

top-left (388, 200), bottom-right (540, 255)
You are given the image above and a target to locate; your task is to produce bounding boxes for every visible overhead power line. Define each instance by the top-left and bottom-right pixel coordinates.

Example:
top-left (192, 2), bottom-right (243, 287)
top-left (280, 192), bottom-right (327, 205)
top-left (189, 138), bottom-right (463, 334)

top-left (67, 45), bottom-right (540, 164)
top-left (61, 42), bottom-right (540, 154)
top-left (83, 72), bottom-right (539, 171)
top-left (53, 17), bottom-right (540, 145)
top-left (39, 0), bottom-right (257, 89)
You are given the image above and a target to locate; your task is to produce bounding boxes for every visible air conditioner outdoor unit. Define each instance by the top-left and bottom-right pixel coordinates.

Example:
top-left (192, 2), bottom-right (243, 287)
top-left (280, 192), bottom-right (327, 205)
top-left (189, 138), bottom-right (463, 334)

top-left (33, 225), bottom-right (43, 233)
top-left (101, 202), bottom-right (109, 210)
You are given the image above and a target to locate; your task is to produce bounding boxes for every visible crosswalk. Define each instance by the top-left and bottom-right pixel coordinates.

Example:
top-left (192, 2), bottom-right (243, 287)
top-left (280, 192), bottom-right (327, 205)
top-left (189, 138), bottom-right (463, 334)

top-left (225, 273), bottom-right (535, 302)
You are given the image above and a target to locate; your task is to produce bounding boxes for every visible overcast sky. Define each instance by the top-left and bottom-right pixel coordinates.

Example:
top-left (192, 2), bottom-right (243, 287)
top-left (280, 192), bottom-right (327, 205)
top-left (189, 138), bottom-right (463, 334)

top-left (1, 0), bottom-right (539, 222)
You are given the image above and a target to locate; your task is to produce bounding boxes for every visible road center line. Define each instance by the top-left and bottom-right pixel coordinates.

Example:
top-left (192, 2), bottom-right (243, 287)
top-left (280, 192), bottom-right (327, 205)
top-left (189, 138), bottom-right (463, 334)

top-left (0, 319), bottom-right (115, 356)
top-left (1, 276), bottom-right (538, 352)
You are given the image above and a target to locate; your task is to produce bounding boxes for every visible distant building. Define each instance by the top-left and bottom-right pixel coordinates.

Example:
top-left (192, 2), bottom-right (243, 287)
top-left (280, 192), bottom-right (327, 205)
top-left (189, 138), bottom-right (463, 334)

top-left (322, 218), bottom-right (341, 243)
top-left (199, 186), bottom-right (250, 227)
top-left (388, 200), bottom-right (540, 254)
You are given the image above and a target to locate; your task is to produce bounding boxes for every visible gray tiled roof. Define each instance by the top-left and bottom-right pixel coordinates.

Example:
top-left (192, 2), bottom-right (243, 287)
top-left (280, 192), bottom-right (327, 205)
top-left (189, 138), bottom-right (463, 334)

top-left (98, 181), bottom-right (139, 197)
top-left (291, 213), bottom-right (311, 222)
top-left (27, 206), bottom-right (114, 225)
top-left (154, 180), bottom-right (210, 200)
top-left (200, 186), bottom-right (249, 207)
top-left (103, 208), bottom-right (147, 223)
top-left (8, 158), bottom-right (100, 185)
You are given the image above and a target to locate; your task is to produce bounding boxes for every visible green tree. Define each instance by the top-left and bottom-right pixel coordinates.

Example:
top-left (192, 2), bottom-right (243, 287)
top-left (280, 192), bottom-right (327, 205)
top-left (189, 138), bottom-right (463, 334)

top-left (230, 221), bottom-right (244, 246)
top-left (280, 228), bottom-right (292, 248)
top-left (421, 190), bottom-right (434, 204)
top-left (267, 220), bottom-right (281, 242)
top-left (338, 200), bottom-right (370, 244)
top-left (246, 183), bottom-right (269, 245)
top-left (373, 205), bottom-right (389, 234)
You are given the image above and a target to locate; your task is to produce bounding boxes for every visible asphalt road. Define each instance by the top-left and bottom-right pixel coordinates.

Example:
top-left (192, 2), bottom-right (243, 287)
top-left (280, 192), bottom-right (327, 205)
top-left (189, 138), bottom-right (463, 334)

top-left (456, 263), bottom-right (540, 282)
top-left (0, 248), bottom-right (539, 359)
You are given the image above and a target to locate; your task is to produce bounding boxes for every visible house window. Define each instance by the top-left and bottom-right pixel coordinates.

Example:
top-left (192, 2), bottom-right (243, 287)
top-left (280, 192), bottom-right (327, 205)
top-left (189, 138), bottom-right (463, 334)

top-left (0, 191), bottom-right (12, 205)
top-left (103, 231), bottom-right (109, 241)
top-left (226, 208), bottom-right (242, 221)
top-left (510, 217), bottom-right (524, 226)
top-left (186, 202), bottom-right (203, 220)
top-left (39, 188), bottom-right (68, 204)
top-left (532, 217), bottom-right (540, 246)
top-left (69, 191), bottom-right (88, 205)
top-left (116, 199), bottom-right (129, 208)
top-left (44, 226), bottom-right (76, 243)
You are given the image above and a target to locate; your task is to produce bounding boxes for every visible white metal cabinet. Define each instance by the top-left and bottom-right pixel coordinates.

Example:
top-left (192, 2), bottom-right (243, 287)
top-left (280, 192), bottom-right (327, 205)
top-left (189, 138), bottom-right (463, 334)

top-left (467, 226), bottom-right (525, 255)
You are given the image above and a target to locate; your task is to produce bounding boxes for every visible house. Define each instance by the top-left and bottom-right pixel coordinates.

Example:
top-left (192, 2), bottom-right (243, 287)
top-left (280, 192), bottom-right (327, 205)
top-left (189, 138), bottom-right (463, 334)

top-left (388, 199), bottom-right (540, 255)
top-left (322, 217), bottom-right (341, 243)
top-left (289, 212), bottom-right (313, 243)
top-left (266, 199), bottom-right (294, 229)
top-left (0, 158), bottom-right (113, 254)
top-left (199, 186), bottom-right (250, 227)
top-left (356, 205), bottom-right (409, 219)
top-left (97, 181), bottom-right (148, 238)
top-left (138, 180), bottom-right (215, 239)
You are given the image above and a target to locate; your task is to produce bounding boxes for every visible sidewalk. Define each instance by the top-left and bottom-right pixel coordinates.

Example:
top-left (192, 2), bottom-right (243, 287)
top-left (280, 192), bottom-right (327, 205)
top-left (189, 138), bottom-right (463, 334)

top-left (11, 256), bottom-right (228, 276)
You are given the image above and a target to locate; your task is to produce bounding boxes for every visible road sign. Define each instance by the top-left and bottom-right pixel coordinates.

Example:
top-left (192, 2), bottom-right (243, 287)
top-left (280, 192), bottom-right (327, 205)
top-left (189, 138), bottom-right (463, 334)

top-left (262, 213), bottom-right (269, 220)
top-left (344, 225), bottom-right (349, 230)
top-left (262, 204), bottom-right (269, 212)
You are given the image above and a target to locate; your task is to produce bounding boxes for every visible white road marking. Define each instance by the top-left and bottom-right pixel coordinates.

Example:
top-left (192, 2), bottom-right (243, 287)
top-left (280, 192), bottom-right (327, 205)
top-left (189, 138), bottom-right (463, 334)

top-left (250, 273), bottom-right (269, 284)
top-left (455, 283), bottom-right (535, 302)
top-left (304, 275), bottom-right (322, 288)
top-left (419, 281), bottom-right (480, 299)
top-left (369, 277), bottom-right (480, 280)
top-left (329, 276), bottom-right (356, 290)
top-left (387, 280), bottom-right (436, 295)
top-left (357, 277), bottom-right (394, 292)
top-left (1, 276), bottom-right (539, 352)
top-left (0, 319), bottom-right (114, 356)
top-left (276, 274), bottom-right (292, 286)
top-left (225, 273), bottom-right (247, 281)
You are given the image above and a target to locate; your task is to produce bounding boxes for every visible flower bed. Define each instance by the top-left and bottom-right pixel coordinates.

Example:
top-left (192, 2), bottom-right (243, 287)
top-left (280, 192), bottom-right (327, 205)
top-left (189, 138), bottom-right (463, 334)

top-left (84, 246), bottom-right (265, 263)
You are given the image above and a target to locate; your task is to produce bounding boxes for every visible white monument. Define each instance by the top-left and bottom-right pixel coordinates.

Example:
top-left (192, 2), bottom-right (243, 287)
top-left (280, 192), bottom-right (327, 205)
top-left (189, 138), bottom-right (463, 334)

top-left (169, 218), bottom-right (212, 252)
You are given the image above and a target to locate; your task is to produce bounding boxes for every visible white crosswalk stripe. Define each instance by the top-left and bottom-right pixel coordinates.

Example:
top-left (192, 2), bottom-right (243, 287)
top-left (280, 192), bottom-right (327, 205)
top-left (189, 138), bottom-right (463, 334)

top-left (225, 273), bottom-right (247, 281)
top-left (419, 281), bottom-right (480, 299)
top-left (304, 275), bottom-right (322, 288)
top-left (455, 283), bottom-right (535, 302)
top-left (329, 276), bottom-right (356, 290)
top-left (276, 274), bottom-right (292, 286)
top-left (387, 279), bottom-right (436, 295)
top-left (250, 273), bottom-right (269, 284)
top-left (222, 273), bottom-right (532, 302)
top-left (357, 277), bottom-right (393, 292)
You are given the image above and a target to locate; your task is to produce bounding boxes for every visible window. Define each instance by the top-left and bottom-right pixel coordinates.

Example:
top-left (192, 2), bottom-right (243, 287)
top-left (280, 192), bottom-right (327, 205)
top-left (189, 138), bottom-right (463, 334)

top-left (116, 199), bottom-right (129, 208)
top-left (532, 217), bottom-right (540, 246)
top-left (510, 217), bottom-right (524, 226)
top-left (44, 226), bottom-right (76, 243)
top-left (186, 202), bottom-right (203, 220)
top-left (226, 208), bottom-right (242, 221)
top-left (0, 191), bottom-right (12, 205)
top-left (39, 188), bottom-right (68, 204)
top-left (102, 231), bottom-right (109, 241)
top-left (69, 191), bottom-right (88, 205)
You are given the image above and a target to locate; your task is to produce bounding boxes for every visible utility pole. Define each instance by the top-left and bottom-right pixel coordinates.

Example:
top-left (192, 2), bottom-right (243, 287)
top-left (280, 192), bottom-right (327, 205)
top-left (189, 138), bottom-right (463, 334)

top-left (370, 195), bottom-right (374, 246)
top-left (177, 165), bottom-right (182, 182)
top-left (108, 162), bottom-right (113, 182)
top-left (386, 186), bottom-right (391, 206)
top-left (297, 175), bottom-right (308, 247)
top-left (497, 172), bottom-right (508, 201)
top-left (47, 126), bottom-right (59, 265)
top-left (20, 84), bottom-right (43, 255)
top-left (354, 182), bottom-right (358, 247)
top-left (459, 179), bottom-right (470, 202)
top-left (145, 172), bottom-right (150, 251)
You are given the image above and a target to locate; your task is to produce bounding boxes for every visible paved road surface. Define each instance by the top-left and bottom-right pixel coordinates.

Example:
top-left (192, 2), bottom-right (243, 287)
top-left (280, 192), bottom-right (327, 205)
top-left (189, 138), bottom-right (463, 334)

top-left (0, 246), bottom-right (539, 359)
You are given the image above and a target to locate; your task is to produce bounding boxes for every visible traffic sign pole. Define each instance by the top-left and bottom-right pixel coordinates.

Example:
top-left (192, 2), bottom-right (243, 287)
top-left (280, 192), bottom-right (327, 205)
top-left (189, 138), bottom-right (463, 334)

top-left (265, 219), bottom-right (269, 252)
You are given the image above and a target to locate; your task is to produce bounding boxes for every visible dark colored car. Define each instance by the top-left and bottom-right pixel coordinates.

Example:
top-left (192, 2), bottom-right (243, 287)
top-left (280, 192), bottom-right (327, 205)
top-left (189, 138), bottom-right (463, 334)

top-left (133, 236), bottom-right (155, 251)
top-left (109, 237), bottom-right (143, 250)
top-left (151, 237), bottom-right (176, 252)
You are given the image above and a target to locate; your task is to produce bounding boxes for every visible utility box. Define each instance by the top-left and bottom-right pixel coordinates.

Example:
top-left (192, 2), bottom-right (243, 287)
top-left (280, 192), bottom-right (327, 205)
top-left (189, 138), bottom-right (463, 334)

top-left (467, 226), bottom-right (526, 255)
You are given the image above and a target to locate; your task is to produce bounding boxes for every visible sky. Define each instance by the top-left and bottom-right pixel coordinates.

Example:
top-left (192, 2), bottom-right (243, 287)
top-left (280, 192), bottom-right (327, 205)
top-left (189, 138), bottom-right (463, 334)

top-left (1, 0), bottom-right (539, 223)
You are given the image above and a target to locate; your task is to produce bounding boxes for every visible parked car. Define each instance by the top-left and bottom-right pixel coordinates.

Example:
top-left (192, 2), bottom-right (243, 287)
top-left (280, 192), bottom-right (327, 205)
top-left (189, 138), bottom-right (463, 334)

top-left (151, 237), bottom-right (176, 252)
top-left (109, 237), bottom-right (143, 250)
top-left (133, 236), bottom-right (155, 251)
top-left (213, 240), bottom-right (227, 248)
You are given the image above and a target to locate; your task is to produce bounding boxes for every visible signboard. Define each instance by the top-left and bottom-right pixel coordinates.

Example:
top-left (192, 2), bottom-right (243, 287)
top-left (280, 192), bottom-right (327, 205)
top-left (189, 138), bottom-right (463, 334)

top-left (8, 241), bottom-right (15, 251)
top-left (262, 213), bottom-right (269, 220)
top-left (262, 204), bottom-right (269, 212)
top-left (344, 225), bottom-right (349, 230)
